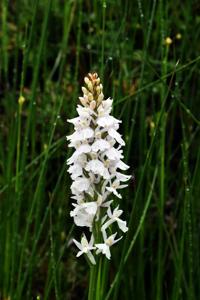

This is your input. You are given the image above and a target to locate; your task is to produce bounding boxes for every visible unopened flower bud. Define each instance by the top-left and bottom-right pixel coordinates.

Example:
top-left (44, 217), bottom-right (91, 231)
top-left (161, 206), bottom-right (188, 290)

top-left (84, 77), bottom-right (90, 85)
top-left (97, 92), bottom-right (104, 103)
top-left (84, 76), bottom-right (93, 92)
top-left (88, 93), bottom-right (93, 101)
top-left (79, 97), bottom-right (88, 106)
top-left (82, 86), bottom-right (89, 95)
top-left (96, 78), bottom-right (100, 85)
top-left (89, 81), bottom-right (94, 91)
top-left (90, 100), bottom-right (96, 110)
top-left (96, 86), bottom-right (100, 94)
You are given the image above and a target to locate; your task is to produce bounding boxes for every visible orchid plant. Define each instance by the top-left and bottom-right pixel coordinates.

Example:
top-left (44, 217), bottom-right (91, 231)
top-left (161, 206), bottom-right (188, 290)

top-left (67, 73), bottom-right (130, 296)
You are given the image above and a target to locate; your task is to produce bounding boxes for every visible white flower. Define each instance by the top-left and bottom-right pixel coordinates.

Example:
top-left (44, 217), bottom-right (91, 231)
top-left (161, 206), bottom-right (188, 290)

top-left (71, 177), bottom-right (90, 194)
top-left (67, 153), bottom-right (87, 166)
top-left (101, 206), bottom-right (128, 233)
top-left (67, 127), bottom-right (94, 142)
top-left (67, 144), bottom-right (90, 168)
top-left (105, 147), bottom-right (123, 161)
top-left (106, 179), bottom-right (128, 199)
top-left (97, 98), bottom-right (113, 116)
top-left (70, 202), bottom-right (97, 228)
top-left (95, 233), bottom-right (122, 259)
top-left (116, 160), bottom-right (129, 170)
top-left (108, 128), bottom-right (125, 146)
top-left (116, 172), bottom-right (131, 182)
top-left (67, 116), bottom-right (91, 130)
top-left (74, 143), bottom-right (91, 156)
top-left (97, 115), bottom-right (121, 127)
top-left (91, 139), bottom-right (110, 152)
top-left (68, 164), bottom-right (83, 180)
top-left (76, 105), bottom-right (96, 118)
top-left (73, 234), bottom-right (96, 265)
top-left (71, 193), bottom-right (85, 203)
top-left (85, 159), bottom-right (110, 179)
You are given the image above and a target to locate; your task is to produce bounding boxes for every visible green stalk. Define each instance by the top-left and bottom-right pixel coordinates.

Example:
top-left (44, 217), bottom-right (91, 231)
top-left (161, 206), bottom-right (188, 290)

top-left (88, 223), bottom-right (103, 299)
top-left (10, 91), bottom-right (25, 296)
top-left (19, 164), bottom-right (65, 296)
top-left (126, 0), bottom-right (157, 161)
top-left (21, 0), bottom-right (51, 171)
top-left (49, 206), bottom-right (59, 300)
top-left (107, 62), bottom-right (177, 299)
top-left (114, 56), bottom-right (200, 108)
top-left (71, 0), bottom-right (82, 117)
top-left (0, 137), bottom-right (64, 195)
top-left (156, 2), bottom-right (168, 298)
top-left (16, 93), bottom-right (63, 299)
top-left (1, 0), bottom-right (8, 81)
top-left (100, 0), bottom-right (106, 79)
top-left (88, 212), bottom-right (105, 300)
top-left (52, 1), bottom-right (76, 82)
top-left (43, 225), bottom-right (74, 300)
top-left (177, 111), bottom-right (194, 299)
top-left (106, 167), bottom-right (158, 300)
top-left (88, 265), bottom-right (97, 300)
top-left (101, 258), bottom-right (109, 298)
top-left (96, 256), bottom-right (103, 300)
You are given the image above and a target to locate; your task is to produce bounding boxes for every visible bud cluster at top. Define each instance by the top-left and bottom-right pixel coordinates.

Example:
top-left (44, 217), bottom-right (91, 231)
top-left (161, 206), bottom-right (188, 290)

top-left (79, 72), bottom-right (104, 109)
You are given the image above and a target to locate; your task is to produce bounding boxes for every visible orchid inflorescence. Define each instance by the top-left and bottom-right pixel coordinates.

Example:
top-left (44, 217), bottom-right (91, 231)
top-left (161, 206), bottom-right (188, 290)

top-left (67, 73), bottom-right (130, 264)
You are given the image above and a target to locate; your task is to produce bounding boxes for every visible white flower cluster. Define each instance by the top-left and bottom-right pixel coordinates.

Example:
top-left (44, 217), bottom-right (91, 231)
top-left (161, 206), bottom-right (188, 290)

top-left (67, 73), bottom-right (130, 264)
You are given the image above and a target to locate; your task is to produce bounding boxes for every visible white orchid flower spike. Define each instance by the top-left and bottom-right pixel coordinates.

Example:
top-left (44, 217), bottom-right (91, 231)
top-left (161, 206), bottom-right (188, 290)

top-left (67, 73), bottom-right (131, 262)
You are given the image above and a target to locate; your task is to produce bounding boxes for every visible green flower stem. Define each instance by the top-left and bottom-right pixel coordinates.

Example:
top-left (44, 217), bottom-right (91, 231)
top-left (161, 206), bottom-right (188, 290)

top-left (88, 264), bottom-right (97, 300)
top-left (96, 256), bottom-right (103, 300)
top-left (88, 256), bottom-right (105, 300)
top-left (101, 257), bottom-right (109, 298)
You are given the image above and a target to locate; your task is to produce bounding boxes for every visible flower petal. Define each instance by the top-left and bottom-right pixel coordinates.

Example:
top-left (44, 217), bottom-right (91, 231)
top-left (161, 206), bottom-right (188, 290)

top-left (73, 238), bottom-right (83, 251)
top-left (108, 128), bottom-right (125, 146)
